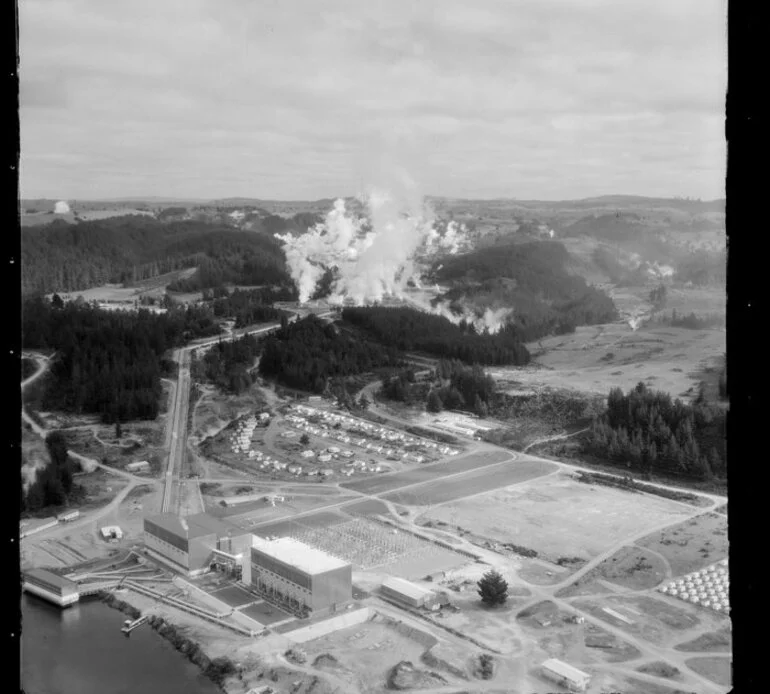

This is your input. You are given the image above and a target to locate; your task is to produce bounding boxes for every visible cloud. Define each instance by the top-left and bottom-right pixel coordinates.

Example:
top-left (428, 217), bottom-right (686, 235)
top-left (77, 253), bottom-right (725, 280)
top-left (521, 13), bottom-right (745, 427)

top-left (19, 0), bottom-right (726, 200)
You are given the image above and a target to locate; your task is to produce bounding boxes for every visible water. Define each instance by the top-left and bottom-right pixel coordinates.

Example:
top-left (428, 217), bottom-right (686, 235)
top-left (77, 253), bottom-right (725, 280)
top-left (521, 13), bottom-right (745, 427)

top-left (21, 593), bottom-right (222, 694)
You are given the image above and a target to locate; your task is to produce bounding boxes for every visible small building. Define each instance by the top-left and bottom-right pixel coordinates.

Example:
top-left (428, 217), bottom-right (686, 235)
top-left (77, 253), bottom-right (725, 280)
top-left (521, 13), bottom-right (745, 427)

top-left (57, 510), bottom-right (80, 523)
top-left (381, 577), bottom-right (438, 609)
top-left (540, 659), bottom-right (591, 693)
top-left (250, 536), bottom-right (352, 616)
top-left (100, 526), bottom-right (123, 541)
top-left (319, 468), bottom-right (334, 477)
top-left (126, 461), bottom-right (151, 473)
top-left (23, 569), bottom-right (80, 607)
top-left (301, 450), bottom-right (316, 459)
top-left (318, 454), bottom-right (332, 463)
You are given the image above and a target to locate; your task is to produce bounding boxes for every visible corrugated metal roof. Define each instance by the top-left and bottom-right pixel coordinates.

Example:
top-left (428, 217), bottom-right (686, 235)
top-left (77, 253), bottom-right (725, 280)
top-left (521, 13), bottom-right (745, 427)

top-left (382, 577), bottom-right (433, 601)
top-left (251, 536), bottom-right (350, 575)
top-left (541, 659), bottom-right (590, 683)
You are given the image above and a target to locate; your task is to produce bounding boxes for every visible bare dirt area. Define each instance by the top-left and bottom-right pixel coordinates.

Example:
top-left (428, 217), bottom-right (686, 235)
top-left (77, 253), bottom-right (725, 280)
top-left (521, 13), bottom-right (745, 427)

top-left (684, 656), bottom-right (732, 688)
top-left (557, 545), bottom-right (669, 597)
top-left (516, 601), bottom-right (642, 665)
top-left (417, 473), bottom-right (692, 568)
top-left (192, 385), bottom-right (269, 445)
top-left (491, 320), bottom-right (725, 401)
top-left (64, 424), bottom-right (166, 478)
top-left (637, 513), bottom-right (728, 578)
top-left (299, 616), bottom-right (455, 692)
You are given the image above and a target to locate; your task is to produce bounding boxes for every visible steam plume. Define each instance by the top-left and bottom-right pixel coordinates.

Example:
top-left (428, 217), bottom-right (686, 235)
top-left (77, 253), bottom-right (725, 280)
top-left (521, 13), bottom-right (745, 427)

top-left (54, 200), bottom-right (71, 214)
top-left (276, 189), bottom-right (468, 305)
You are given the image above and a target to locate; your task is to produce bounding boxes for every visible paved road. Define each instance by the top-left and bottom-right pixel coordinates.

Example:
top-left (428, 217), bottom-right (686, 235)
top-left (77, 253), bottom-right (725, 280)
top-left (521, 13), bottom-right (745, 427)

top-left (160, 315), bottom-right (326, 514)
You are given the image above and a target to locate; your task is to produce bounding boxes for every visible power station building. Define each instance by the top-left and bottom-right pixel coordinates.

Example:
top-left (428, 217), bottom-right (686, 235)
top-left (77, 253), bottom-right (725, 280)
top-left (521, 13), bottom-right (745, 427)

top-left (249, 536), bottom-right (352, 617)
top-left (143, 513), bottom-right (252, 577)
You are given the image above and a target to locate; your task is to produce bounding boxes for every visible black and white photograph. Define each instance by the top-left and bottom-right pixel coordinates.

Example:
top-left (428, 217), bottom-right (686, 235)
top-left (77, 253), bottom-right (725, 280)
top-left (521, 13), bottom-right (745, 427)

top-left (18, 1), bottom-right (729, 692)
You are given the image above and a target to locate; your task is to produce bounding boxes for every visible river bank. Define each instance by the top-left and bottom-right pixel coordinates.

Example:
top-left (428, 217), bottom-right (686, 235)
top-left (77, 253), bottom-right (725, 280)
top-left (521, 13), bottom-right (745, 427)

top-left (21, 593), bottom-right (223, 694)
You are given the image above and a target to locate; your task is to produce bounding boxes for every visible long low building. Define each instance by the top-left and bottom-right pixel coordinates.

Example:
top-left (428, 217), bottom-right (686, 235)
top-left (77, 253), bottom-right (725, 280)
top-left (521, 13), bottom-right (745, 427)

top-left (541, 658), bottom-right (591, 693)
top-left (250, 535), bottom-right (352, 617)
top-left (23, 569), bottom-right (80, 607)
top-left (381, 576), bottom-right (439, 609)
top-left (143, 513), bottom-right (252, 577)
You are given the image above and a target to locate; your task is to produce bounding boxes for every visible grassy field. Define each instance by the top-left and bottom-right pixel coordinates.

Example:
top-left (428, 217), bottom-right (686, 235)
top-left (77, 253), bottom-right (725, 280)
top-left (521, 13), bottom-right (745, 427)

top-left (637, 513), bottom-right (728, 577)
top-left (685, 656), bottom-right (732, 687)
top-left (416, 473), bottom-right (692, 564)
top-left (557, 545), bottom-right (668, 597)
top-left (491, 321), bottom-right (725, 402)
top-left (340, 449), bottom-right (512, 495)
top-left (381, 458), bottom-right (556, 506)
top-left (571, 594), bottom-right (725, 649)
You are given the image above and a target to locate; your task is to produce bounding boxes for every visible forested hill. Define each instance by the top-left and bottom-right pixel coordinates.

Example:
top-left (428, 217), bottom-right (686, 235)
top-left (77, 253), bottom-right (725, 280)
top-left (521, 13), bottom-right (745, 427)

top-left (21, 216), bottom-right (292, 296)
top-left (22, 297), bottom-right (221, 422)
top-left (258, 315), bottom-right (402, 392)
top-left (342, 307), bottom-right (531, 365)
top-left (433, 241), bottom-right (619, 342)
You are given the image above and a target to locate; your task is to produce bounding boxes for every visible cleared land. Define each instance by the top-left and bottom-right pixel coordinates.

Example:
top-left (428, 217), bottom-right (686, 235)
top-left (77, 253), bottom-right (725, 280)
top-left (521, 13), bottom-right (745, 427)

top-left (557, 545), bottom-right (669, 597)
top-left (685, 656), bottom-right (732, 688)
top-left (571, 594), bottom-right (726, 648)
top-left (340, 449), bottom-right (512, 495)
top-left (491, 320), bottom-right (725, 401)
top-left (417, 473), bottom-right (692, 563)
top-left (637, 512), bottom-right (728, 577)
top-left (381, 458), bottom-right (556, 506)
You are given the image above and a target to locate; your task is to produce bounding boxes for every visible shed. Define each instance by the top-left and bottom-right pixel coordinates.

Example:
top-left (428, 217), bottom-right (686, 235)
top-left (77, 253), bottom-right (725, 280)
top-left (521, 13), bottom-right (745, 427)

top-left (126, 460), bottom-right (150, 473)
top-left (541, 659), bottom-right (590, 693)
top-left (381, 577), bottom-right (435, 608)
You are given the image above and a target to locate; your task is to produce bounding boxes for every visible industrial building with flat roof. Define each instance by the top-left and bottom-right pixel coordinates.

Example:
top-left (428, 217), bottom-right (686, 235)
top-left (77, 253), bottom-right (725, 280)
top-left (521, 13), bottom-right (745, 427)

top-left (541, 658), bottom-right (591, 693)
top-left (249, 536), bottom-right (352, 617)
top-left (23, 568), bottom-right (80, 607)
top-left (380, 576), bottom-right (439, 609)
top-left (143, 512), bottom-right (252, 576)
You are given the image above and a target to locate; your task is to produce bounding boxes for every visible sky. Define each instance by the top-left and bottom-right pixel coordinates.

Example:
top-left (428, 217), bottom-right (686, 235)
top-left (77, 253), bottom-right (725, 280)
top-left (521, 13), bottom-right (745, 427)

top-left (19, 0), bottom-right (727, 201)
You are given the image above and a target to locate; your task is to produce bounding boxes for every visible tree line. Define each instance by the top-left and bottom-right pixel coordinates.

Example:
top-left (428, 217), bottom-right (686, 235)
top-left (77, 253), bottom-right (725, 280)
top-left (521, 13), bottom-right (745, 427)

top-left (342, 307), bottom-right (531, 365)
top-left (432, 241), bottom-right (619, 342)
top-left (258, 315), bottom-right (402, 392)
top-left (22, 297), bottom-right (221, 422)
top-left (21, 215), bottom-right (291, 296)
top-left (192, 334), bottom-right (261, 394)
top-left (206, 287), bottom-right (293, 327)
top-left (21, 432), bottom-right (79, 513)
top-left (647, 310), bottom-right (725, 330)
top-left (582, 382), bottom-right (726, 481)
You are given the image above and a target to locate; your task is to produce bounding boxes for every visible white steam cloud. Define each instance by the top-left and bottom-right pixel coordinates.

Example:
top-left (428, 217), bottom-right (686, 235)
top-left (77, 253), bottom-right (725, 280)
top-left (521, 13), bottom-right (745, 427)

top-left (54, 200), bottom-right (71, 214)
top-left (276, 189), bottom-right (468, 305)
top-left (276, 175), bottom-right (515, 334)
